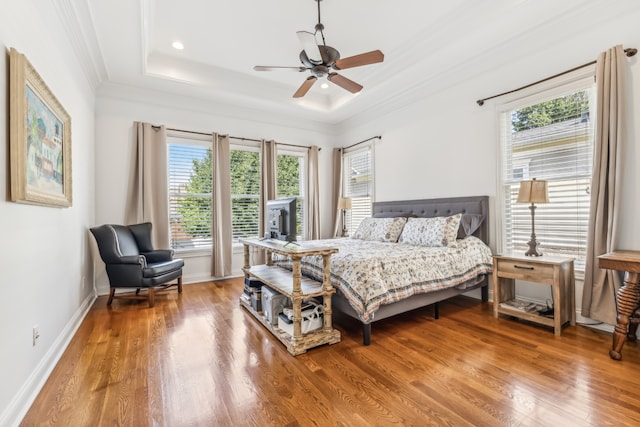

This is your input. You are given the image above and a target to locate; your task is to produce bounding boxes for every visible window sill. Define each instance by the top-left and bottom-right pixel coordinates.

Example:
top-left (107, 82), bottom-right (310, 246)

top-left (173, 248), bottom-right (211, 258)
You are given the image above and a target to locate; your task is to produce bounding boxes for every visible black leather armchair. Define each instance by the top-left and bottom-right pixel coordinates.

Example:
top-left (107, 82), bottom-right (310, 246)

top-left (90, 222), bottom-right (184, 307)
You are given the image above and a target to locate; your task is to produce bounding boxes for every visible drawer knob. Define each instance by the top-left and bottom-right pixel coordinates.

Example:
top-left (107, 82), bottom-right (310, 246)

top-left (514, 265), bottom-right (535, 270)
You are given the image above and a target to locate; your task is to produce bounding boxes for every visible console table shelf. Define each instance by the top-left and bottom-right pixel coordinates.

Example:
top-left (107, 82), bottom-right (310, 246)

top-left (240, 238), bottom-right (341, 355)
top-left (243, 264), bottom-right (326, 298)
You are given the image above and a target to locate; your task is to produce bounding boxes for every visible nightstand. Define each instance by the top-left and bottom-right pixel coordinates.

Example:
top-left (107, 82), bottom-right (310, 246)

top-left (493, 253), bottom-right (575, 336)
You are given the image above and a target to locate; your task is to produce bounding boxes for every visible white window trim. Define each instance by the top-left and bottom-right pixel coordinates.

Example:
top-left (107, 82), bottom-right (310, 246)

top-left (277, 145), bottom-right (308, 240)
top-left (167, 131), bottom-right (213, 255)
top-left (230, 141), bottom-right (261, 248)
top-left (494, 66), bottom-right (595, 278)
top-left (343, 142), bottom-right (375, 233)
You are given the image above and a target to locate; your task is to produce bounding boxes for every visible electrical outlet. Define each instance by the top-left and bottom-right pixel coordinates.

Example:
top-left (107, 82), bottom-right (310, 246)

top-left (32, 325), bottom-right (40, 346)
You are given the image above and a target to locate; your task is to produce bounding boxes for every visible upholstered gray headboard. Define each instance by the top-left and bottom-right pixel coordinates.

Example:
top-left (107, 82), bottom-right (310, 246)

top-left (372, 196), bottom-right (490, 244)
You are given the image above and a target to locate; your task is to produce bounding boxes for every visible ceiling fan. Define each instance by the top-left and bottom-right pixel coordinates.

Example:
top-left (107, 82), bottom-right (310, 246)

top-left (253, 0), bottom-right (384, 98)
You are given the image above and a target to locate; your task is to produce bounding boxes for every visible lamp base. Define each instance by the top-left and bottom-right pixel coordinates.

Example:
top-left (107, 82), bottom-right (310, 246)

top-left (341, 209), bottom-right (349, 237)
top-left (524, 238), bottom-right (543, 257)
top-left (524, 203), bottom-right (543, 256)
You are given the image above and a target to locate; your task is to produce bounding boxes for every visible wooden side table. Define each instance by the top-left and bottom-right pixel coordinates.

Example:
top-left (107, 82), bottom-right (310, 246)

top-left (493, 254), bottom-right (575, 336)
top-left (598, 250), bottom-right (640, 361)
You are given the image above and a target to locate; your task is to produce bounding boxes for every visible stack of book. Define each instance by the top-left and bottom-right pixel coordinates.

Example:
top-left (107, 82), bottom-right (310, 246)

top-left (499, 299), bottom-right (538, 313)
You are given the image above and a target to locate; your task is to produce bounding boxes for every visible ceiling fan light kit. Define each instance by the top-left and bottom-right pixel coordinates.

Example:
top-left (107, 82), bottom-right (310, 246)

top-left (254, 0), bottom-right (384, 98)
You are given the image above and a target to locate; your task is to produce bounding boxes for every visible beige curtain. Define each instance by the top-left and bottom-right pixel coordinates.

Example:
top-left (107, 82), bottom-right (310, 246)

top-left (256, 140), bottom-right (277, 263)
top-left (307, 145), bottom-right (320, 240)
top-left (125, 122), bottom-right (169, 248)
top-left (212, 134), bottom-right (232, 277)
top-left (332, 148), bottom-right (344, 237)
top-left (259, 140), bottom-right (277, 236)
top-left (581, 45), bottom-right (625, 325)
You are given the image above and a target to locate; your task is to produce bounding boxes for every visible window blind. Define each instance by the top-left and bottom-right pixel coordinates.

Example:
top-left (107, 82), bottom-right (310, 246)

top-left (343, 144), bottom-right (373, 232)
top-left (500, 84), bottom-right (594, 270)
top-left (168, 142), bottom-right (213, 250)
top-left (277, 150), bottom-right (306, 240)
top-left (230, 147), bottom-right (260, 241)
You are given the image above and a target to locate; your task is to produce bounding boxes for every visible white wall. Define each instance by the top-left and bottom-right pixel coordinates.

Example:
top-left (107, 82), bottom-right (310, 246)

top-left (93, 87), bottom-right (336, 291)
top-left (0, 1), bottom-right (96, 426)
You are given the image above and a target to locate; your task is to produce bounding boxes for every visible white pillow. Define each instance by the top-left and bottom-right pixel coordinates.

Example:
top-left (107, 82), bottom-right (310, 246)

top-left (398, 213), bottom-right (462, 247)
top-left (352, 217), bottom-right (407, 242)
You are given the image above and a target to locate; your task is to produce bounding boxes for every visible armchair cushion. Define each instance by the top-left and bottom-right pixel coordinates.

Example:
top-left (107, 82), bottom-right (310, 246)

top-left (142, 259), bottom-right (184, 278)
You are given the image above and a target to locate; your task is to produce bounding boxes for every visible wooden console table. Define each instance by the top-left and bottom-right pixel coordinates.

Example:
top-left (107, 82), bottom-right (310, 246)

top-left (598, 250), bottom-right (640, 360)
top-left (240, 238), bottom-right (341, 355)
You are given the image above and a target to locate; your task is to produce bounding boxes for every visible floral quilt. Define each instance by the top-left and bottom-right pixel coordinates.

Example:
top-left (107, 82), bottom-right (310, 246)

top-left (273, 236), bottom-right (493, 322)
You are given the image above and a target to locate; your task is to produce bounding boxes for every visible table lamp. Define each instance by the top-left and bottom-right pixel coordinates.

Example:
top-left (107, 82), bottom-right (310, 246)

top-left (517, 178), bottom-right (549, 256)
top-left (338, 197), bottom-right (352, 237)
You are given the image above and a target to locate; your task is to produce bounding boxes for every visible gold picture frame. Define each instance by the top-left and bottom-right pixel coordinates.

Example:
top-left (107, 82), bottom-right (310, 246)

top-left (10, 48), bottom-right (72, 207)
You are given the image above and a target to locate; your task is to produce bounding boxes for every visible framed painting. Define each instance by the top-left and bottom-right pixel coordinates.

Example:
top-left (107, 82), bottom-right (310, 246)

top-left (9, 48), bottom-right (72, 207)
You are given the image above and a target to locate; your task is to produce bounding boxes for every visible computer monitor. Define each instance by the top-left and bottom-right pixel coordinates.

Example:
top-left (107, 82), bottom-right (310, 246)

top-left (265, 197), bottom-right (297, 242)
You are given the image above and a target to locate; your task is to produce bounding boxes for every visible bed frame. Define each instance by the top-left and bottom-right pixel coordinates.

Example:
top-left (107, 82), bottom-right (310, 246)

top-left (332, 195), bottom-right (491, 345)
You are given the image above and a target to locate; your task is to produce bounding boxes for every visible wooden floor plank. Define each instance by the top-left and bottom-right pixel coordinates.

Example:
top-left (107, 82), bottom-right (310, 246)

top-left (20, 278), bottom-right (640, 426)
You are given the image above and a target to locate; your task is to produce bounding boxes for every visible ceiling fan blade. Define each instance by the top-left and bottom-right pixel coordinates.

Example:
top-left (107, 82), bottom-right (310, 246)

top-left (293, 76), bottom-right (317, 98)
top-left (296, 31), bottom-right (322, 64)
top-left (327, 73), bottom-right (363, 94)
top-left (334, 50), bottom-right (384, 70)
top-left (254, 65), bottom-right (307, 72)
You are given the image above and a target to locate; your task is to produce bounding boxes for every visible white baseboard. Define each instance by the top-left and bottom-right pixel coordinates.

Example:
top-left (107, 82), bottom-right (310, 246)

top-left (0, 291), bottom-right (97, 427)
top-left (95, 274), bottom-right (244, 296)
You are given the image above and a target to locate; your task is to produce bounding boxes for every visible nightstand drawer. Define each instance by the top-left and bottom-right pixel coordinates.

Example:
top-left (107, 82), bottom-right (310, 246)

top-left (495, 259), bottom-right (554, 282)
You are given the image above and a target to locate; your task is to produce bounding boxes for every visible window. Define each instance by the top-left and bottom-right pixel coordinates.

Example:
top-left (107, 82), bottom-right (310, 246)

top-left (168, 136), bottom-right (263, 251)
top-left (168, 136), bottom-right (213, 251)
top-left (231, 143), bottom-right (260, 241)
top-left (276, 148), bottom-right (306, 239)
top-left (499, 78), bottom-right (595, 271)
top-left (343, 144), bottom-right (374, 232)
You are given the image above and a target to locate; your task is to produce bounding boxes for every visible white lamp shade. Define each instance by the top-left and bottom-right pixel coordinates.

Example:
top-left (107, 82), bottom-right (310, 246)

top-left (517, 179), bottom-right (549, 204)
top-left (338, 197), bottom-right (352, 210)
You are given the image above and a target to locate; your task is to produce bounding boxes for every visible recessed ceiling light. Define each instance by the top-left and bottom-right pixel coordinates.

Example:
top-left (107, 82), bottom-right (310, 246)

top-left (320, 83), bottom-right (329, 89)
top-left (172, 41), bottom-right (184, 50)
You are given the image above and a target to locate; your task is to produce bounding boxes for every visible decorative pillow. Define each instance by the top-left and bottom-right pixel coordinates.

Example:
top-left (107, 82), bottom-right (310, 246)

top-left (399, 213), bottom-right (462, 247)
top-left (373, 211), bottom-right (416, 219)
top-left (457, 213), bottom-right (485, 239)
top-left (352, 217), bottom-right (408, 242)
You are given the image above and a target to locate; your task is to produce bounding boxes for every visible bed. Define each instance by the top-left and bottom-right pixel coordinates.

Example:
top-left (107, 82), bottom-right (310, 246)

top-left (276, 196), bottom-right (493, 345)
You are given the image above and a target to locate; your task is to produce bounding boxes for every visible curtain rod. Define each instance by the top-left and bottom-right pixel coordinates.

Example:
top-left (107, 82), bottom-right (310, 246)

top-left (343, 135), bottom-right (382, 150)
top-left (227, 136), bottom-right (319, 151)
top-left (476, 47), bottom-right (637, 106)
top-left (161, 126), bottom-right (319, 150)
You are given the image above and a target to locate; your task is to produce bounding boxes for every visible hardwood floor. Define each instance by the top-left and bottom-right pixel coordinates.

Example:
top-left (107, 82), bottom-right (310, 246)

top-left (21, 279), bottom-right (640, 426)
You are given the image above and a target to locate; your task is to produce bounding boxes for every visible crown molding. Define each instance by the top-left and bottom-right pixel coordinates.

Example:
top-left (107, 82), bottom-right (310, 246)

top-left (96, 81), bottom-right (336, 136)
top-left (50, 0), bottom-right (108, 90)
